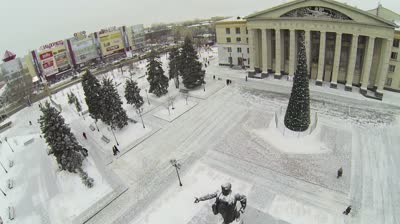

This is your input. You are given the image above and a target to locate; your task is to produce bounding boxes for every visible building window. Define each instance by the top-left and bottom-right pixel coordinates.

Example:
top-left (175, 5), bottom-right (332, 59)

top-left (393, 39), bottom-right (400, 48)
top-left (227, 47), bottom-right (232, 53)
top-left (236, 27), bottom-right (241, 34)
top-left (226, 37), bottom-right (231, 43)
top-left (226, 28), bottom-right (230, 34)
top-left (247, 48), bottom-right (250, 54)
top-left (391, 52), bottom-right (398, 60)
top-left (389, 65), bottom-right (395, 73)
top-left (385, 78), bottom-right (392, 86)
top-left (236, 37), bottom-right (241, 42)
top-left (237, 47), bottom-right (242, 53)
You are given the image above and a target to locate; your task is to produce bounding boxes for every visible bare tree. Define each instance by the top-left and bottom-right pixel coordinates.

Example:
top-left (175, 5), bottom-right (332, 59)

top-left (165, 94), bottom-right (176, 115)
top-left (5, 71), bottom-right (33, 106)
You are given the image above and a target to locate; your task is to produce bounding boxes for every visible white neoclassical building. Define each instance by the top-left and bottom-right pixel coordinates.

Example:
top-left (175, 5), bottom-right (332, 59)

top-left (216, 0), bottom-right (400, 98)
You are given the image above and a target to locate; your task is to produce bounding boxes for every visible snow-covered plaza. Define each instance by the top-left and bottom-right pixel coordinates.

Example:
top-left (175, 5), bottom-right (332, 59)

top-left (0, 47), bottom-right (399, 224)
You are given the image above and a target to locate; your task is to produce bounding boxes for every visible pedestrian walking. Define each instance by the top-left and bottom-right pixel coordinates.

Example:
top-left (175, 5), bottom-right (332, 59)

top-left (343, 206), bottom-right (351, 215)
top-left (82, 132), bottom-right (87, 140)
top-left (204, 63), bottom-right (207, 68)
top-left (213, 75), bottom-right (215, 80)
top-left (245, 76), bottom-right (248, 82)
top-left (337, 167), bottom-right (343, 178)
top-left (29, 121), bottom-right (32, 125)
top-left (226, 79), bottom-right (229, 85)
top-left (208, 61), bottom-right (210, 65)
top-left (113, 145), bottom-right (120, 156)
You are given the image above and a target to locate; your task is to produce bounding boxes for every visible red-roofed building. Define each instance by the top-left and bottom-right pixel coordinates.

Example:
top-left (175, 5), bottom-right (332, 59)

top-left (2, 50), bottom-right (16, 62)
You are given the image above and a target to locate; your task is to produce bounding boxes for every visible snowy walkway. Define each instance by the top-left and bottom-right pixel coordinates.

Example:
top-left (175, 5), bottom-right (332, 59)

top-left (84, 47), bottom-right (400, 224)
top-left (2, 47), bottom-right (399, 224)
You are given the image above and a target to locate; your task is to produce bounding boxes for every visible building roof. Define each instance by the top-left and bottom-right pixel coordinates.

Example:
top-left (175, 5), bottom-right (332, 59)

top-left (2, 50), bottom-right (16, 62)
top-left (215, 16), bottom-right (246, 25)
top-left (245, 0), bottom-right (397, 27)
top-left (367, 4), bottom-right (400, 22)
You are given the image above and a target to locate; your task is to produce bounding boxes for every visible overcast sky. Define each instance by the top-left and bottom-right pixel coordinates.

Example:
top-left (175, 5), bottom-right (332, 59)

top-left (0, 0), bottom-right (398, 57)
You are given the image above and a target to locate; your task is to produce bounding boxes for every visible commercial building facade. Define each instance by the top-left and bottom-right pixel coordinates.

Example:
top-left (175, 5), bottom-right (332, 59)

top-left (67, 31), bottom-right (100, 69)
top-left (216, 0), bottom-right (400, 97)
top-left (130, 24), bottom-right (146, 52)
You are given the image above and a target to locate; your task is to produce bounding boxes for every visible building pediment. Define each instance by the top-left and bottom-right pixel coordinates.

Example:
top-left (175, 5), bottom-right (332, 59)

top-left (246, 0), bottom-right (397, 28)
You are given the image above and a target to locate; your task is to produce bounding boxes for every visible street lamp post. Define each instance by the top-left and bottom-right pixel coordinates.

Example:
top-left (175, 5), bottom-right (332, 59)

top-left (170, 159), bottom-right (182, 187)
top-left (110, 127), bottom-right (119, 146)
top-left (145, 89), bottom-right (150, 105)
top-left (4, 137), bottom-right (13, 153)
top-left (0, 160), bottom-right (7, 173)
top-left (0, 187), bottom-right (6, 196)
top-left (94, 120), bottom-right (100, 132)
top-left (136, 107), bottom-right (145, 129)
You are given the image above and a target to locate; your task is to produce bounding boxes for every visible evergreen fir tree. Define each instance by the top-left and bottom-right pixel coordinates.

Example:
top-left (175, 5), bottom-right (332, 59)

top-left (101, 78), bottom-right (128, 129)
top-left (75, 98), bottom-right (82, 113)
top-left (146, 51), bottom-right (169, 97)
top-left (168, 47), bottom-right (181, 88)
top-left (179, 36), bottom-right (205, 89)
top-left (124, 79), bottom-right (144, 109)
top-left (82, 70), bottom-right (103, 122)
top-left (284, 32), bottom-right (310, 132)
top-left (39, 101), bottom-right (93, 187)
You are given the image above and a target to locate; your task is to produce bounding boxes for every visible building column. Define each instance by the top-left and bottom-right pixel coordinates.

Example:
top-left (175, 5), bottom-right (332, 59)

top-left (330, 32), bottom-right (342, 88)
top-left (360, 36), bottom-right (375, 94)
top-left (345, 34), bottom-right (359, 91)
top-left (266, 30), bottom-right (272, 71)
top-left (248, 29), bottom-right (257, 73)
top-left (289, 29), bottom-right (296, 77)
top-left (261, 29), bottom-right (268, 75)
top-left (304, 30), bottom-right (311, 76)
top-left (316, 31), bottom-right (326, 86)
top-left (376, 38), bottom-right (392, 98)
top-left (274, 29), bottom-right (281, 79)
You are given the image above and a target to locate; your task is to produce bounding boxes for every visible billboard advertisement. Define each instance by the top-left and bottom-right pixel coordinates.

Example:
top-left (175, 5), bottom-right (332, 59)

top-left (38, 49), bottom-right (58, 77)
top-left (99, 31), bottom-right (124, 56)
top-left (38, 40), bottom-right (71, 76)
top-left (70, 37), bottom-right (99, 64)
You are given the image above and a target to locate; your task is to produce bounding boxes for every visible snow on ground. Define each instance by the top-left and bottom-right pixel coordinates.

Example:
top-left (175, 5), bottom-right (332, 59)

top-left (269, 194), bottom-right (345, 224)
top-left (1, 46), bottom-right (400, 224)
top-left (187, 79), bottom-right (226, 99)
top-left (254, 124), bottom-right (330, 155)
top-left (153, 97), bottom-right (197, 122)
top-left (0, 102), bottom-right (113, 224)
top-left (85, 46), bottom-right (400, 224)
top-left (130, 162), bottom-right (253, 224)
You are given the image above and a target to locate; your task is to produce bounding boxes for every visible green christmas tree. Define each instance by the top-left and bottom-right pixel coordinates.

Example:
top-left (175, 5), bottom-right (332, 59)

top-left (179, 36), bottom-right (205, 89)
top-left (146, 51), bottom-right (169, 97)
top-left (284, 32), bottom-right (310, 132)
top-left (125, 79), bottom-right (144, 109)
top-left (82, 70), bottom-right (103, 123)
top-left (39, 101), bottom-right (93, 187)
top-left (67, 92), bottom-right (77, 105)
top-left (101, 78), bottom-right (128, 129)
top-left (168, 47), bottom-right (181, 88)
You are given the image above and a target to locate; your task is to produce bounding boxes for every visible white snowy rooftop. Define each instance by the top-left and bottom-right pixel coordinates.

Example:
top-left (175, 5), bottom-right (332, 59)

top-left (216, 16), bottom-right (246, 23)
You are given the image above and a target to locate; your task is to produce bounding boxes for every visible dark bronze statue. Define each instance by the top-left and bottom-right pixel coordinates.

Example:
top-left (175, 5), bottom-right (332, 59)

top-left (194, 183), bottom-right (247, 224)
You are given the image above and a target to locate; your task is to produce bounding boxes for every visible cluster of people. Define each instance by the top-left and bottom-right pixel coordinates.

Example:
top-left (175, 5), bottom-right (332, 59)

top-left (203, 57), bottom-right (210, 68)
top-left (226, 79), bottom-right (232, 85)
